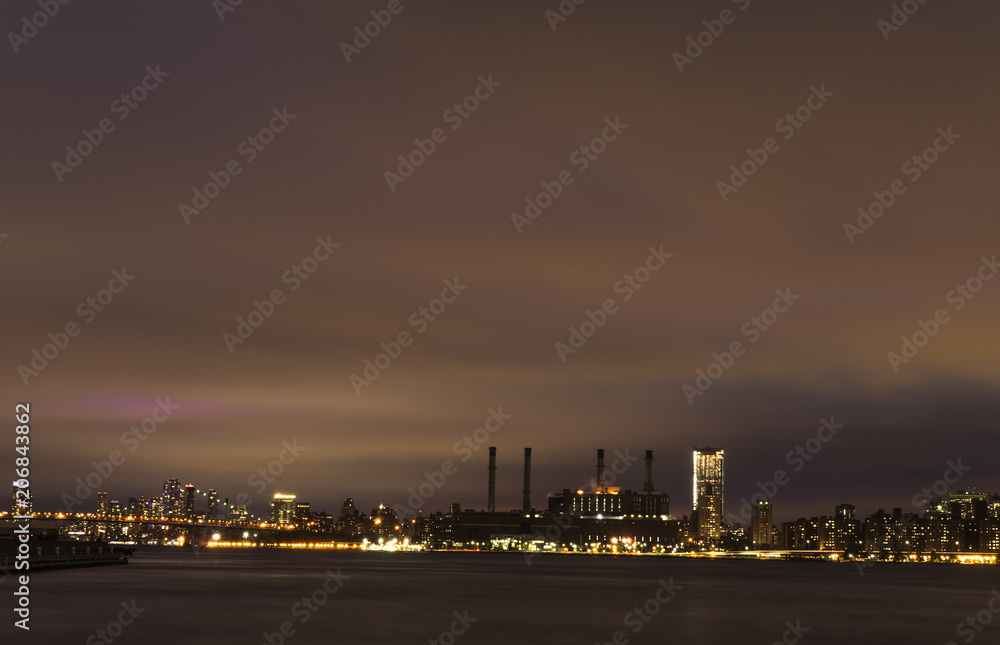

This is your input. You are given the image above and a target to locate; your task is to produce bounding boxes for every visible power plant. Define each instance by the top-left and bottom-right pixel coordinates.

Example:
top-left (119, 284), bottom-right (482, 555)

top-left (425, 446), bottom-right (682, 552)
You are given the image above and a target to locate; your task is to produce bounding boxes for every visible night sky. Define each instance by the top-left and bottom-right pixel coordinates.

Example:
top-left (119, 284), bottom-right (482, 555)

top-left (3, 1), bottom-right (998, 523)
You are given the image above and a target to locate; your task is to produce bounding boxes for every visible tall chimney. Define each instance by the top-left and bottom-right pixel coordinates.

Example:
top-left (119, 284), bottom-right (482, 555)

top-left (522, 448), bottom-right (531, 512)
top-left (644, 450), bottom-right (654, 491)
top-left (488, 447), bottom-right (497, 513)
top-left (596, 449), bottom-right (605, 492)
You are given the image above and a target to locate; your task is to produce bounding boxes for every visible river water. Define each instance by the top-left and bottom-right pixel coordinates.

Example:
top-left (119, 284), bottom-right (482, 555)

top-left (6, 547), bottom-right (999, 644)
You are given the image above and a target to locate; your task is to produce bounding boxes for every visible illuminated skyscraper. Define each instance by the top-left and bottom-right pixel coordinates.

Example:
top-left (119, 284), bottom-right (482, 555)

top-left (751, 499), bottom-right (772, 547)
top-left (97, 491), bottom-right (108, 515)
top-left (150, 497), bottom-right (163, 518)
top-left (268, 494), bottom-right (296, 526)
top-left (693, 446), bottom-right (724, 512)
top-left (693, 446), bottom-right (724, 544)
top-left (340, 498), bottom-right (358, 519)
top-left (696, 484), bottom-right (722, 543)
top-left (337, 498), bottom-right (361, 534)
top-left (207, 489), bottom-right (219, 522)
top-left (162, 478), bottom-right (183, 518)
top-left (184, 484), bottom-right (196, 520)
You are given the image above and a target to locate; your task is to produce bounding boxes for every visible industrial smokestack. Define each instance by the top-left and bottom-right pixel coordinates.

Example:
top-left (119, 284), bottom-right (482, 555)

top-left (644, 450), bottom-right (654, 491)
top-left (488, 447), bottom-right (497, 513)
top-left (522, 448), bottom-right (532, 512)
top-left (596, 448), bottom-right (605, 492)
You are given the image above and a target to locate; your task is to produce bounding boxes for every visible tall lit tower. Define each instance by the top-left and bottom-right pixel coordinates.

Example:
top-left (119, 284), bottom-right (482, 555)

top-left (162, 479), bottom-right (182, 518)
top-left (693, 446), bottom-right (724, 512)
top-left (184, 484), bottom-right (196, 519)
top-left (207, 489), bottom-right (220, 522)
top-left (97, 491), bottom-right (108, 515)
top-left (693, 446), bottom-right (725, 543)
top-left (751, 499), bottom-right (772, 547)
top-left (269, 494), bottom-right (297, 526)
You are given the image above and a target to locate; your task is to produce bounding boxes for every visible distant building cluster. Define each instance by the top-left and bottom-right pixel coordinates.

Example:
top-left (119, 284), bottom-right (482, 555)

top-left (779, 494), bottom-right (1000, 554)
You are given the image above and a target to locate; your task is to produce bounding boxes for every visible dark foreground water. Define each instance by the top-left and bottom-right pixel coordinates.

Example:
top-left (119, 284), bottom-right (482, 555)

top-left (4, 548), bottom-right (999, 644)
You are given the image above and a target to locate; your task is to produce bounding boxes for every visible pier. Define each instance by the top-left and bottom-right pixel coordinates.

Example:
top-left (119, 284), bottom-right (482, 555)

top-left (0, 538), bottom-right (130, 574)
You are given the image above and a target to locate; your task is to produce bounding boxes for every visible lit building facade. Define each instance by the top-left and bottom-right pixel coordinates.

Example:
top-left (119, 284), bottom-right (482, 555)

top-left (693, 446), bottom-right (724, 544)
top-left (207, 489), bottom-right (220, 522)
top-left (548, 489), bottom-right (669, 519)
top-left (184, 484), bottom-right (196, 520)
top-left (823, 503), bottom-right (860, 552)
top-left (268, 493), bottom-right (297, 526)
top-left (862, 508), bottom-right (898, 552)
top-left (751, 499), bottom-right (772, 547)
top-left (162, 479), bottom-right (183, 518)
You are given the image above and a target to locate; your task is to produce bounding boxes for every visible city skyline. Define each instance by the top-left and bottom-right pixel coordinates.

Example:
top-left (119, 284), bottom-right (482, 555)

top-left (18, 442), bottom-right (992, 528)
top-left (12, 464), bottom-right (1000, 557)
